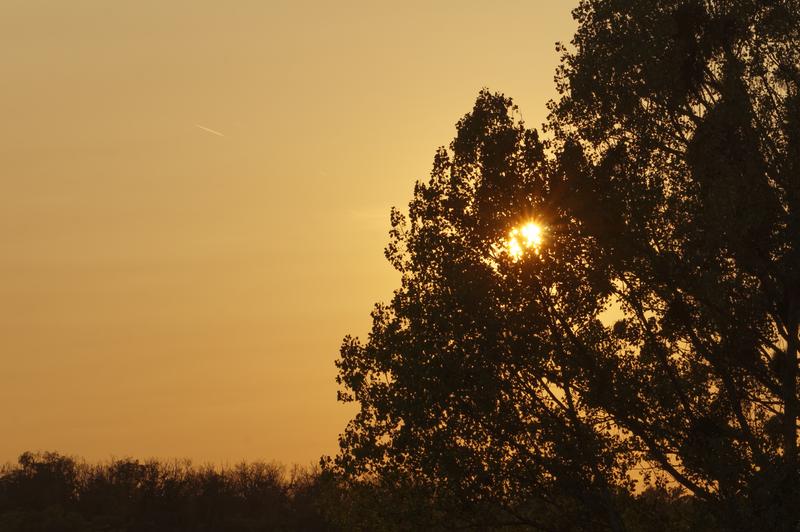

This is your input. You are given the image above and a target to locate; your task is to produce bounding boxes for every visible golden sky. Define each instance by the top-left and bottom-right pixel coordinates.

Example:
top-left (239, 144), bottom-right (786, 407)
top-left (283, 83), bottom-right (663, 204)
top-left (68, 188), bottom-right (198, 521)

top-left (1, 1), bottom-right (576, 466)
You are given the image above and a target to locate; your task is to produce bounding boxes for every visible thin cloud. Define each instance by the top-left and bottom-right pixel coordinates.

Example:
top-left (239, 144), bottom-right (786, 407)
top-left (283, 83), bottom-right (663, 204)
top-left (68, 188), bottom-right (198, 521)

top-left (195, 124), bottom-right (225, 137)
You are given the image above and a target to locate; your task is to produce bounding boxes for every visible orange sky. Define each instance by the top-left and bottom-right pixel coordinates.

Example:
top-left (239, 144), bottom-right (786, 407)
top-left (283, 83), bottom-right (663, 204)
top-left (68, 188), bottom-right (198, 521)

top-left (1, 1), bottom-right (577, 466)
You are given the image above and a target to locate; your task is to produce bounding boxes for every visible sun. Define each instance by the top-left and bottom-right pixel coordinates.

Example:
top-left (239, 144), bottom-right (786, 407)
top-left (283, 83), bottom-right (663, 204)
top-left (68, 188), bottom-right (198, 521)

top-left (506, 221), bottom-right (544, 259)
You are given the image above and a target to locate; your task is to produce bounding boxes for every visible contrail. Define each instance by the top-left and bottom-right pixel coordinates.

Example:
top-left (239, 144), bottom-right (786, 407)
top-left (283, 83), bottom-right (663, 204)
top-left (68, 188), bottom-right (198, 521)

top-left (195, 124), bottom-right (225, 137)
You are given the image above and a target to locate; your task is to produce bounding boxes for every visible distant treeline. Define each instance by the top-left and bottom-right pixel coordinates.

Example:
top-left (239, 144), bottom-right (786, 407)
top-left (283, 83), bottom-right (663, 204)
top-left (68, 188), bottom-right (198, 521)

top-left (0, 451), bottom-right (720, 531)
top-left (0, 451), bottom-right (334, 532)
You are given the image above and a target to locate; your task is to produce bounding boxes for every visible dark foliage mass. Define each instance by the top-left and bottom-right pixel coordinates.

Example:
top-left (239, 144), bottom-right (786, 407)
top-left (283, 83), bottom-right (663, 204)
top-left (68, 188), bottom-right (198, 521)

top-left (334, 0), bottom-right (800, 530)
top-left (0, 452), bottom-right (334, 532)
top-left (0, 451), bottom-right (719, 532)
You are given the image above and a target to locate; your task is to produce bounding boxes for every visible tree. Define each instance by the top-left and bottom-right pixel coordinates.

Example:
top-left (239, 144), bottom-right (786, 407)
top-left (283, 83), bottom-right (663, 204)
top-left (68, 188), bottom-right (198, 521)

top-left (333, 91), bottom-right (633, 530)
top-left (333, 1), bottom-right (800, 530)
top-left (550, 0), bottom-right (800, 528)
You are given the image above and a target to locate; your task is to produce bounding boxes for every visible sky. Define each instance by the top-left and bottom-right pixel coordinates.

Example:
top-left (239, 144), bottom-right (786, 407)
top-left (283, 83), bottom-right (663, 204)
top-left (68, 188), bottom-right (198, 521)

top-left (1, 1), bottom-right (577, 466)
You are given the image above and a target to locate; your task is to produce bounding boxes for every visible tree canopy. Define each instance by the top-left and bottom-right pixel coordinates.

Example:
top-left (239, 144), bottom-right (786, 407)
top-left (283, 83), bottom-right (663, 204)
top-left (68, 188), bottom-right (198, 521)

top-left (333, 1), bottom-right (800, 530)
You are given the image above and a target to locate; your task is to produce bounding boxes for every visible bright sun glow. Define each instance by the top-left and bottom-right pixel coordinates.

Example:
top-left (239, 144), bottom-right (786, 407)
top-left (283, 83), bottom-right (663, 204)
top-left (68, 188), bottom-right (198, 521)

top-left (506, 221), bottom-right (544, 259)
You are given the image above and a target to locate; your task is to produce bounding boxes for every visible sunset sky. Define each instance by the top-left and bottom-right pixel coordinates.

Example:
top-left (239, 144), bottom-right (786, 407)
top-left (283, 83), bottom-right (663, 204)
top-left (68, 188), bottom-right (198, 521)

top-left (1, 1), bottom-right (576, 466)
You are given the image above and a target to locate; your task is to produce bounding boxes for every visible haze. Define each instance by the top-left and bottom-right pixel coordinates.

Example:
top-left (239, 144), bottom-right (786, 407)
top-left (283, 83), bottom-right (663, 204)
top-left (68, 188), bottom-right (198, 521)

top-left (1, 1), bottom-right (576, 466)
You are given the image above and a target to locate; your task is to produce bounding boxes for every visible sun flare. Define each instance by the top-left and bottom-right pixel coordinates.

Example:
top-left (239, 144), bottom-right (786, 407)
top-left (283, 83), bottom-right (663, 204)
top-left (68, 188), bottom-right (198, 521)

top-left (506, 221), bottom-right (544, 259)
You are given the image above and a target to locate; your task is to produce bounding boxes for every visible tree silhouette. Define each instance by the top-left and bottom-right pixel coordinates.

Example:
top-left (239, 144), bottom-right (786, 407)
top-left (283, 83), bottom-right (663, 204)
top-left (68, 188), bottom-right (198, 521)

top-left (551, 0), bottom-right (800, 527)
top-left (333, 92), bottom-right (633, 530)
top-left (334, 1), bottom-right (800, 530)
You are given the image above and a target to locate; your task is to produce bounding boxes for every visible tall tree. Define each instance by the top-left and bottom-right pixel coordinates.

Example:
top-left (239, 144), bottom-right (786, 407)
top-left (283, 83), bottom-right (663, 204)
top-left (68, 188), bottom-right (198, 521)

top-left (334, 91), bottom-right (632, 531)
top-left (549, 0), bottom-right (800, 528)
top-left (334, 1), bottom-right (800, 530)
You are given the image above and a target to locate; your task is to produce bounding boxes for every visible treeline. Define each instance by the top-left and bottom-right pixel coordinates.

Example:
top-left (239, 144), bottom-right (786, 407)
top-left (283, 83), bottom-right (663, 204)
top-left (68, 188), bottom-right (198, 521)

top-left (0, 451), bottom-right (724, 531)
top-left (0, 451), bottom-right (333, 532)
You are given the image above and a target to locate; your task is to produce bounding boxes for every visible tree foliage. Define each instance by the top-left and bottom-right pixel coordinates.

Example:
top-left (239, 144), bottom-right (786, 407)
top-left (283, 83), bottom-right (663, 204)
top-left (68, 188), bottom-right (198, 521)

top-left (334, 1), bottom-right (800, 530)
top-left (0, 452), bottom-right (334, 532)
